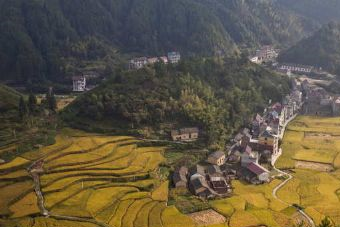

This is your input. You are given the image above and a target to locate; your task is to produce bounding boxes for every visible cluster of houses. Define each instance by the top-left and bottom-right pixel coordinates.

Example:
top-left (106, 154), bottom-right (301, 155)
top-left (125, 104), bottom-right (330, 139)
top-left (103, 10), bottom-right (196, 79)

top-left (173, 151), bottom-right (233, 199)
top-left (298, 79), bottom-right (340, 116)
top-left (226, 85), bottom-right (303, 184)
top-left (170, 83), bottom-right (304, 198)
top-left (249, 45), bottom-right (279, 64)
top-left (129, 51), bottom-right (181, 70)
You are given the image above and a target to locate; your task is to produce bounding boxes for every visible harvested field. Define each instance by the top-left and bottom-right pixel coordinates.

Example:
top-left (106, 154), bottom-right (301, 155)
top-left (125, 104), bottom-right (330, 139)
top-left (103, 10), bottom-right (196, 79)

top-left (295, 160), bottom-right (334, 172)
top-left (0, 129), bottom-right (178, 227)
top-left (278, 116), bottom-right (340, 225)
top-left (188, 209), bottom-right (226, 226)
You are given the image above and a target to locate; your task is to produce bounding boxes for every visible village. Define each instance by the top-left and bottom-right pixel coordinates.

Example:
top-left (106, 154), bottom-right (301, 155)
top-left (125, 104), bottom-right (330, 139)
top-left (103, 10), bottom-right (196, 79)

top-left (71, 51), bottom-right (181, 92)
top-left (71, 45), bottom-right (340, 202)
top-left (170, 80), bottom-right (304, 198)
top-left (170, 45), bottom-right (340, 201)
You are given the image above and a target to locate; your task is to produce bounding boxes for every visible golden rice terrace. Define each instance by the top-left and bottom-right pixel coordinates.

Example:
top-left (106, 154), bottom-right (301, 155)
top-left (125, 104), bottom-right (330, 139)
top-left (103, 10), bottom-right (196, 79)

top-left (0, 129), bottom-right (194, 227)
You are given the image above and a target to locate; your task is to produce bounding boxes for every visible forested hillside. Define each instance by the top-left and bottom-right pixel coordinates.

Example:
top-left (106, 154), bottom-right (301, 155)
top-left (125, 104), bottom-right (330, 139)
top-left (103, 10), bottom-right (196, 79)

top-left (0, 0), bottom-right (316, 86)
top-left (277, 0), bottom-right (340, 24)
top-left (0, 84), bottom-right (21, 112)
top-left (63, 57), bottom-right (290, 149)
top-left (279, 22), bottom-right (340, 75)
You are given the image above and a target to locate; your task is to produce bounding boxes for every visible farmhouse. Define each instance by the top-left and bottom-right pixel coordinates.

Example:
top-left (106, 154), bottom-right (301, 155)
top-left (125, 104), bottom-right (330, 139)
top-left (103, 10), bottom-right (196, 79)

top-left (173, 166), bottom-right (188, 188)
top-left (207, 165), bottom-right (223, 178)
top-left (72, 76), bottom-right (86, 92)
top-left (129, 57), bottom-right (148, 69)
top-left (246, 162), bottom-right (270, 183)
top-left (241, 148), bottom-right (259, 167)
top-left (278, 63), bottom-right (313, 74)
top-left (332, 97), bottom-right (340, 116)
top-left (159, 56), bottom-right (169, 64)
top-left (210, 179), bottom-right (231, 195)
top-left (171, 127), bottom-right (199, 142)
top-left (147, 57), bottom-right (159, 64)
top-left (167, 51), bottom-right (181, 64)
top-left (259, 130), bottom-right (275, 147)
top-left (250, 45), bottom-right (278, 63)
top-left (207, 151), bottom-right (226, 166)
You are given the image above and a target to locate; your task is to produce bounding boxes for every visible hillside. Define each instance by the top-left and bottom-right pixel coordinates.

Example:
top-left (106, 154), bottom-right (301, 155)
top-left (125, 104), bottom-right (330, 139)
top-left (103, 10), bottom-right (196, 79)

top-left (277, 0), bottom-right (340, 24)
top-left (0, 84), bottom-right (21, 111)
top-left (62, 57), bottom-right (290, 149)
top-left (0, 0), bottom-right (316, 86)
top-left (278, 22), bottom-right (340, 75)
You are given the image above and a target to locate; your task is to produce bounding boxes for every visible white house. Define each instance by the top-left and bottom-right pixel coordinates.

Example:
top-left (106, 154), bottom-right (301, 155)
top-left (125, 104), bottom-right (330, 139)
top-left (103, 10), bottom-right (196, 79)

top-left (168, 52), bottom-right (181, 64)
top-left (129, 57), bottom-right (148, 70)
top-left (72, 76), bottom-right (86, 92)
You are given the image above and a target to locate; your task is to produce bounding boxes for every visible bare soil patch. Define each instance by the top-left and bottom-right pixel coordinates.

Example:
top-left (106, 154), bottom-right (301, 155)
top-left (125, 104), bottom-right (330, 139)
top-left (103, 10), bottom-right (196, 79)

top-left (295, 160), bottom-right (334, 172)
top-left (304, 132), bottom-right (332, 139)
top-left (188, 209), bottom-right (226, 226)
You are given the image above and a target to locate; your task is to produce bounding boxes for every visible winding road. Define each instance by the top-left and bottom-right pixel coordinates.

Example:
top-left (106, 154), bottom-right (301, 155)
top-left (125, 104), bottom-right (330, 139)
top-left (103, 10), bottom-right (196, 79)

top-left (271, 112), bottom-right (316, 227)
top-left (272, 164), bottom-right (315, 227)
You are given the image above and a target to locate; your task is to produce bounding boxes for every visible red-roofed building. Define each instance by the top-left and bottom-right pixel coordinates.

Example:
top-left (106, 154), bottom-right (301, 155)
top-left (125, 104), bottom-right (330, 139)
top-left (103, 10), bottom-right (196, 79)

top-left (246, 162), bottom-right (270, 183)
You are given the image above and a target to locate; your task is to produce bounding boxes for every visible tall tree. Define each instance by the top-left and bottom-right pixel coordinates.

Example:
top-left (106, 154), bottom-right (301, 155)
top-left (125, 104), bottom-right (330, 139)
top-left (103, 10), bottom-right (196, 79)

top-left (28, 93), bottom-right (38, 113)
top-left (18, 96), bottom-right (28, 119)
top-left (318, 217), bottom-right (333, 227)
top-left (46, 87), bottom-right (57, 112)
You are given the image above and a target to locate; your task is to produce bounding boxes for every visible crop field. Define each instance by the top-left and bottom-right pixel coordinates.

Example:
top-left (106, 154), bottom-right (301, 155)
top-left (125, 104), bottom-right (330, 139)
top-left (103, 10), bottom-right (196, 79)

top-left (0, 129), bottom-right (198, 227)
top-left (209, 179), bottom-right (299, 227)
top-left (277, 116), bottom-right (340, 169)
top-left (276, 116), bottom-right (340, 225)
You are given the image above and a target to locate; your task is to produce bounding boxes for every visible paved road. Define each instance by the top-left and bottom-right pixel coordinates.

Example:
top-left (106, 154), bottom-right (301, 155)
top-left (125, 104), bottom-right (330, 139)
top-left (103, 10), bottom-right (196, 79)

top-left (272, 113), bottom-right (316, 227)
top-left (272, 165), bottom-right (315, 227)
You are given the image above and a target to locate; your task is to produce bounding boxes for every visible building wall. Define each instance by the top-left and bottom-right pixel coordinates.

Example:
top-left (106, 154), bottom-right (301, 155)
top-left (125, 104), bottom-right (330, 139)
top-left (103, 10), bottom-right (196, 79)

top-left (259, 136), bottom-right (274, 146)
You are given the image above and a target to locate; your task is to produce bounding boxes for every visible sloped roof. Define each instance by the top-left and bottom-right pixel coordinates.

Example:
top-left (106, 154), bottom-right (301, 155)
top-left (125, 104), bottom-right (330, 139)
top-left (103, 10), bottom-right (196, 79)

top-left (207, 165), bottom-right (222, 175)
top-left (180, 127), bottom-right (199, 134)
top-left (260, 130), bottom-right (273, 138)
top-left (247, 162), bottom-right (269, 176)
top-left (209, 151), bottom-right (225, 159)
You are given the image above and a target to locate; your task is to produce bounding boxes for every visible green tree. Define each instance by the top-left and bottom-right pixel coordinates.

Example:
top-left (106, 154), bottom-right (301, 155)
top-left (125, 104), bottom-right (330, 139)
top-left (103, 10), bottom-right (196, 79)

top-left (46, 88), bottom-right (57, 112)
top-left (28, 93), bottom-right (38, 113)
top-left (318, 217), bottom-right (333, 227)
top-left (18, 96), bottom-right (28, 119)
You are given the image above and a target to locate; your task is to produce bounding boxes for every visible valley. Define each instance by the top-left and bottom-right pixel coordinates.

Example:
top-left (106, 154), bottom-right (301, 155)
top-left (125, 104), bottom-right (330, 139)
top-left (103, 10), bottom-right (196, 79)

top-left (2, 1), bottom-right (340, 227)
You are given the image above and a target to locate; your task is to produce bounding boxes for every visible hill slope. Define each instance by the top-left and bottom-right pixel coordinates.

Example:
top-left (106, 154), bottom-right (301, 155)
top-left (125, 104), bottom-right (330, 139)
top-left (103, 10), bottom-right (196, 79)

top-left (0, 84), bottom-right (21, 111)
top-left (0, 0), bottom-right (316, 85)
top-left (277, 0), bottom-right (340, 24)
top-left (278, 22), bottom-right (340, 75)
top-left (63, 57), bottom-right (290, 149)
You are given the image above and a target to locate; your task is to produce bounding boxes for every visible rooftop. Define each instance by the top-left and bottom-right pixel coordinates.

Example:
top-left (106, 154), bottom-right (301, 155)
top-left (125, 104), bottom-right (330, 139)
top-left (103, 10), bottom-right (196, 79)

top-left (247, 162), bottom-right (269, 176)
top-left (209, 151), bottom-right (225, 159)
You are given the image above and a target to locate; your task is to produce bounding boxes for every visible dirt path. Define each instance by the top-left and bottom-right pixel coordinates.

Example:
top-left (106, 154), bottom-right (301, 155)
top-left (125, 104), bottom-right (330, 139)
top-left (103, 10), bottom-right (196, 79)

top-left (272, 114), bottom-right (316, 227)
top-left (272, 165), bottom-right (315, 227)
top-left (31, 172), bottom-right (49, 216)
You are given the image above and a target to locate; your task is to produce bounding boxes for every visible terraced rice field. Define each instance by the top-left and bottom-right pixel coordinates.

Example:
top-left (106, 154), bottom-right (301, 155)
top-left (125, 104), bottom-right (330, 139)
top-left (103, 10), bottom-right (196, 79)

top-left (277, 116), bottom-right (340, 225)
top-left (0, 129), bottom-right (196, 227)
top-left (209, 180), bottom-right (299, 227)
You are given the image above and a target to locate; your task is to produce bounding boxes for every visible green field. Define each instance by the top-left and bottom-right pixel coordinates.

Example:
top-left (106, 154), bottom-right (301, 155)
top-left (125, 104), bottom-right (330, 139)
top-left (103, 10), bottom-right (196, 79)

top-left (277, 116), bottom-right (340, 225)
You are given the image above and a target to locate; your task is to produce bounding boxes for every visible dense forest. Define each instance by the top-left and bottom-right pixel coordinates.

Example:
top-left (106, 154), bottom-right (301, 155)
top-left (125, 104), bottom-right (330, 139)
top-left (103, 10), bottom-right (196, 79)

top-left (279, 22), bottom-right (340, 75)
top-left (62, 57), bottom-right (290, 149)
top-left (277, 0), bottom-right (340, 24)
top-left (0, 0), bottom-right (319, 87)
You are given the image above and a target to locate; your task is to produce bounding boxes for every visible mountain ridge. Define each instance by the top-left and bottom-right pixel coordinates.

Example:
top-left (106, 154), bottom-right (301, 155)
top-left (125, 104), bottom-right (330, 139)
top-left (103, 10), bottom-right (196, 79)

top-left (278, 22), bottom-right (340, 75)
top-left (0, 0), bottom-right (318, 86)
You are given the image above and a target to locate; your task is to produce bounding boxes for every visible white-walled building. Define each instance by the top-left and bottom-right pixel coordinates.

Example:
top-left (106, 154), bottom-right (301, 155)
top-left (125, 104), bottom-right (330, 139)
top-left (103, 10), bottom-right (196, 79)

top-left (72, 76), bottom-right (86, 92)
top-left (168, 52), bottom-right (181, 64)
